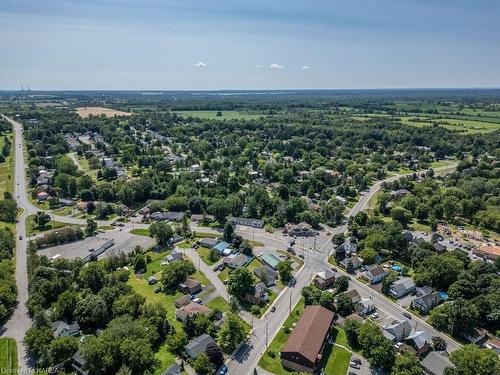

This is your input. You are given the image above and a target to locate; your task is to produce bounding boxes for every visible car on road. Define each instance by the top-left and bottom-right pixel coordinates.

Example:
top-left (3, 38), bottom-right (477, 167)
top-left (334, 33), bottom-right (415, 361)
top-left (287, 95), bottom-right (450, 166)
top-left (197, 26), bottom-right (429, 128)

top-left (271, 306), bottom-right (276, 312)
top-left (403, 312), bottom-right (412, 319)
top-left (299, 254), bottom-right (304, 259)
top-left (288, 277), bottom-right (296, 287)
top-left (88, 248), bottom-right (95, 252)
top-left (371, 312), bottom-right (379, 319)
top-left (19, 236), bottom-right (22, 240)
top-left (218, 365), bottom-right (228, 375)
top-left (349, 362), bottom-right (360, 369)
top-left (193, 298), bottom-right (202, 304)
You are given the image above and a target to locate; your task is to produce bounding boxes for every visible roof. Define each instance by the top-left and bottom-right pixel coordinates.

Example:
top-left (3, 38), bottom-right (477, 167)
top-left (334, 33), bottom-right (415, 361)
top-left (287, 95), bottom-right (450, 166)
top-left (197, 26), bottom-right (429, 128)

top-left (420, 351), bottom-right (454, 375)
top-left (176, 302), bottom-right (212, 317)
top-left (199, 238), bottom-right (220, 248)
top-left (260, 253), bottom-right (280, 268)
top-left (345, 289), bottom-right (360, 300)
top-left (406, 331), bottom-right (432, 349)
top-left (175, 294), bottom-right (192, 307)
top-left (229, 217), bottom-right (264, 228)
top-left (367, 265), bottom-right (386, 277)
top-left (162, 363), bottom-right (181, 375)
top-left (214, 241), bottom-right (231, 252)
top-left (181, 278), bottom-right (201, 289)
top-left (413, 292), bottom-right (441, 309)
top-left (391, 277), bottom-right (416, 291)
top-left (315, 269), bottom-right (337, 281)
top-left (184, 334), bottom-right (216, 358)
top-left (282, 305), bottom-right (335, 363)
top-left (382, 319), bottom-right (412, 342)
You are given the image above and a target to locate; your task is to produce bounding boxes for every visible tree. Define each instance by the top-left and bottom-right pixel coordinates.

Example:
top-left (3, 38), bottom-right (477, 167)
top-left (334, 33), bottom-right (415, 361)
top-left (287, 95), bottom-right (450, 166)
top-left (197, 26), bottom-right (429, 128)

top-left (205, 341), bottom-right (224, 369)
top-left (358, 321), bottom-right (395, 369)
top-left (335, 293), bottom-right (354, 317)
top-left (120, 337), bottom-right (157, 374)
top-left (277, 261), bottom-right (293, 284)
top-left (161, 260), bottom-right (196, 291)
top-left (449, 345), bottom-right (500, 375)
top-left (166, 330), bottom-right (188, 355)
top-left (382, 271), bottom-right (398, 295)
top-left (193, 353), bottom-right (215, 375)
top-left (53, 290), bottom-right (79, 321)
top-left (149, 221), bottom-right (174, 246)
top-left (79, 262), bottom-right (106, 292)
top-left (319, 291), bottom-right (335, 311)
top-left (34, 211), bottom-right (51, 228)
top-left (24, 327), bottom-right (53, 366)
top-left (392, 352), bottom-right (423, 375)
top-left (344, 319), bottom-right (361, 348)
top-left (75, 294), bottom-right (109, 329)
top-left (227, 268), bottom-right (254, 298)
top-left (0, 199), bottom-right (17, 222)
top-left (49, 336), bottom-right (79, 365)
top-left (432, 336), bottom-right (447, 351)
top-left (85, 218), bottom-right (97, 236)
top-left (229, 296), bottom-right (241, 314)
top-left (360, 247), bottom-right (378, 265)
top-left (390, 206), bottom-right (411, 225)
top-left (217, 313), bottom-right (246, 353)
top-left (335, 275), bottom-right (349, 293)
top-left (223, 221), bottom-right (235, 242)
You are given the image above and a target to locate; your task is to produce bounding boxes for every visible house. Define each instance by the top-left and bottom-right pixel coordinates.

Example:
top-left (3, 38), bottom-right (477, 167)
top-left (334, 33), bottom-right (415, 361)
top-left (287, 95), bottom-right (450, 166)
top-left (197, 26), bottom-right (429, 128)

top-left (345, 289), bottom-right (362, 305)
top-left (174, 294), bottom-right (192, 308)
top-left (165, 211), bottom-right (185, 222)
top-left (165, 250), bottom-right (183, 264)
top-left (313, 269), bottom-right (337, 290)
top-left (337, 312), bottom-right (364, 327)
top-left (162, 363), bottom-right (182, 375)
top-left (138, 206), bottom-right (150, 216)
top-left (213, 241), bottom-right (231, 254)
top-left (37, 191), bottom-right (49, 201)
top-left (254, 266), bottom-right (278, 287)
top-left (244, 282), bottom-right (268, 305)
top-left (281, 306), bottom-right (335, 373)
top-left (390, 189), bottom-right (410, 198)
top-left (149, 212), bottom-right (169, 221)
top-left (390, 277), bottom-right (416, 298)
top-left (405, 331), bottom-right (432, 356)
top-left (223, 253), bottom-right (250, 269)
top-left (339, 256), bottom-right (362, 270)
top-left (169, 234), bottom-right (184, 245)
top-left (463, 327), bottom-right (488, 344)
top-left (175, 302), bottom-right (212, 323)
top-left (484, 337), bottom-right (500, 354)
top-left (51, 320), bottom-right (80, 338)
top-left (354, 298), bottom-right (375, 316)
top-left (179, 278), bottom-right (202, 295)
top-left (260, 253), bottom-right (281, 270)
top-left (190, 214), bottom-right (215, 223)
top-left (382, 319), bottom-right (412, 342)
top-left (71, 350), bottom-right (88, 375)
top-left (198, 237), bottom-right (220, 248)
top-left (229, 217), bottom-right (265, 228)
top-left (420, 351), bottom-right (454, 375)
top-left (58, 198), bottom-right (75, 206)
top-left (184, 334), bottom-right (216, 359)
top-left (335, 238), bottom-right (358, 257)
top-left (363, 265), bottom-right (387, 284)
top-left (285, 222), bottom-right (315, 237)
top-left (411, 292), bottom-right (442, 314)
top-left (335, 196), bottom-right (347, 205)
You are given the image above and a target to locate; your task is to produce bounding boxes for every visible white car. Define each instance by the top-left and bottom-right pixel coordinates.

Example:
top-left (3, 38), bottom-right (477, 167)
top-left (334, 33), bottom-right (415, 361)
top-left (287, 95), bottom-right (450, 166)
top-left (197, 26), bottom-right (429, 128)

top-left (371, 312), bottom-right (379, 319)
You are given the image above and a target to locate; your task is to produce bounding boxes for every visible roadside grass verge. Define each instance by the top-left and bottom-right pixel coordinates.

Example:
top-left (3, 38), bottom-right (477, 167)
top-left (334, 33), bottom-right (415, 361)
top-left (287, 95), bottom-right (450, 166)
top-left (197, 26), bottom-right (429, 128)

top-left (0, 338), bottom-right (18, 372)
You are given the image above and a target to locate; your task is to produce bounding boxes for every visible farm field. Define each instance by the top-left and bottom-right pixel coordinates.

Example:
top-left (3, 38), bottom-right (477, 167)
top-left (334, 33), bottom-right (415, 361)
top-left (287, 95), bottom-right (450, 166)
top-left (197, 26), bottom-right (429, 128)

top-left (0, 338), bottom-right (17, 373)
top-left (75, 106), bottom-right (131, 118)
top-left (173, 110), bottom-right (264, 120)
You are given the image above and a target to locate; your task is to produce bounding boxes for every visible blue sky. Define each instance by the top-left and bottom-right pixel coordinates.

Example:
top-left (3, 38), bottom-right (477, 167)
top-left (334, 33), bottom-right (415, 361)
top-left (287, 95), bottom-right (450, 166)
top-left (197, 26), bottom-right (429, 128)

top-left (1, 0), bottom-right (499, 90)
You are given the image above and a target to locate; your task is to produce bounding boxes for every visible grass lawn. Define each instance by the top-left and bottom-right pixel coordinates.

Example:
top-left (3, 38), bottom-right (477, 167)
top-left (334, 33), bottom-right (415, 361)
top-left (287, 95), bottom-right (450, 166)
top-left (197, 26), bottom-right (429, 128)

top-left (197, 246), bottom-right (218, 265)
top-left (0, 133), bottom-right (14, 197)
top-left (52, 205), bottom-right (75, 216)
top-left (206, 296), bottom-right (230, 312)
top-left (258, 298), bottom-right (305, 374)
top-left (130, 228), bottom-right (151, 237)
top-left (245, 258), bottom-right (262, 273)
top-left (0, 338), bottom-right (18, 372)
top-left (191, 231), bottom-right (222, 239)
top-left (99, 225), bottom-right (115, 231)
top-left (173, 110), bottom-right (263, 120)
top-left (322, 343), bottom-right (351, 375)
top-left (26, 214), bottom-right (71, 235)
top-left (153, 342), bottom-right (177, 375)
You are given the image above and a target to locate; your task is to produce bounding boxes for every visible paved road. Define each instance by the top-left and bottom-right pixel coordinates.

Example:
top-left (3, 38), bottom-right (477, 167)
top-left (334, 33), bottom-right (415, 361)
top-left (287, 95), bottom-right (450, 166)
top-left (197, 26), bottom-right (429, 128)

top-left (0, 115), bottom-right (32, 370)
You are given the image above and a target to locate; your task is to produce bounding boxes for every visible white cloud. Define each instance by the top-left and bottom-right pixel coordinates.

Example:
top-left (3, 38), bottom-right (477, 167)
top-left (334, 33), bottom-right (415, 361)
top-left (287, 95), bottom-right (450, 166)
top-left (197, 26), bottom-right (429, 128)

top-left (256, 64), bottom-right (262, 68)
top-left (301, 65), bottom-right (309, 70)
top-left (270, 63), bottom-right (284, 69)
top-left (195, 62), bottom-right (206, 68)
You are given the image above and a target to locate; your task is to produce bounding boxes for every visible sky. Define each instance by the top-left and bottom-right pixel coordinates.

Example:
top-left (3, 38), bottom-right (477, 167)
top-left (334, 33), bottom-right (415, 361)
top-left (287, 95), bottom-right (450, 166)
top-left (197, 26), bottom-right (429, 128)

top-left (1, 0), bottom-right (499, 90)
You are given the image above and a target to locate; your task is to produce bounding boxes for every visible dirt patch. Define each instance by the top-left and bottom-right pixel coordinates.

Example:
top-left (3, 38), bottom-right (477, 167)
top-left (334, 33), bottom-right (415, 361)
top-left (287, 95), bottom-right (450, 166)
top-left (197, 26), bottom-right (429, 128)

top-left (75, 107), bottom-right (131, 118)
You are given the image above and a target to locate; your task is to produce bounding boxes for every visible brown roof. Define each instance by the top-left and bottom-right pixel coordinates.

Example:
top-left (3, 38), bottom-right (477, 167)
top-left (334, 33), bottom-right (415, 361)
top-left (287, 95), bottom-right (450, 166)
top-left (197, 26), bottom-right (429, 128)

top-left (369, 266), bottom-right (386, 277)
top-left (184, 278), bottom-right (201, 288)
top-left (345, 289), bottom-right (360, 300)
top-left (176, 302), bottom-right (211, 317)
top-left (282, 305), bottom-right (335, 363)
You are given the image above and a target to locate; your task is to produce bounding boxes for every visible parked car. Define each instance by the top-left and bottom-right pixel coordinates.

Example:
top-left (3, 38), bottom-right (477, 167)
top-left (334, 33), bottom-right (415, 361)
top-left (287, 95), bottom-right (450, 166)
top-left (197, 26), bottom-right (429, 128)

top-left (403, 312), bottom-right (412, 319)
top-left (218, 365), bottom-right (228, 375)
top-left (271, 306), bottom-right (276, 312)
top-left (19, 236), bottom-right (22, 240)
top-left (154, 287), bottom-right (161, 293)
top-left (193, 298), bottom-right (202, 304)
top-left (371, 312), bottom-right (379, 319)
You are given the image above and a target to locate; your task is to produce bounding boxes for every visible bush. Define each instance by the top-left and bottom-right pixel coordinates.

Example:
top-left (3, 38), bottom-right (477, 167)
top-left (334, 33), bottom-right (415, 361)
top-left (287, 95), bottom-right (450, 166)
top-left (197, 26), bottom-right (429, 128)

top-left (250, 305), bottom-right (260, 315)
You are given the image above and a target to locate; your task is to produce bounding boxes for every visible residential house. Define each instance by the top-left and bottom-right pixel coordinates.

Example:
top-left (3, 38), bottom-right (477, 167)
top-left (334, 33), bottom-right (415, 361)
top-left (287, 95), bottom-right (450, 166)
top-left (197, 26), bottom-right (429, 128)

top-left (254, 266), bottom-right (278, 287)
top-left (165, 250), bottom-right (183, 264)
top-left (37, 191), bottom-right (49, 201)
top-left (198, 237), bottom-right (220, 248)
top-left (281, 306), bottom-right (335, 373)
top-left (138, 206), bottom-right (150, 216)
top-left (162, 363), bottom-right (182, 375)
top-left (339, 256), bottom-right (362, 271)
top-left (354, 298), bottom-right (375, 316)
top-left (313, 269), bottom-right (337, 290)
top-left (345, 289), bottom-right (362, 305)
top-left (179, 278), bottom-right (202, 295)
top-left (484, 337), bottom-right (500, 354)
top-left (420, 351), bottom-right (454, 375)
top-left (433, 243), bottom-right (447, 254)
top-left (174, 294), bottom-right (192, 308)
top-left (335, 196), bottom-right (347, 205)
top-left (223, 253), bottom-right (250, 269)
top-left (165, 211), bottom-right (185, 222)
top-left (405, 331), bottom-right (432, 356)
top-left (214, 241), bottom-right (231, 254)
top-left (363, 265), bottom-right (387, 284)
top-left (229, 217), bottom-right (265, 228)
top-left (71, 350), bottom-right (88, 375)
top-left (285, 222), bottom-right (315, 237)
top-left (382, 319), bottom-right (412, 342)
top-left (184, 334), bottom-right (216, 359)
top-left (175, 302), bottom-right (212, 323)
top-left (51, 321), bottom-right (80, 338)
top-left (149, 212), bottom-right (169, 221)
top-left (244, 282), bottom-right (268, 305)
top-left (260, 253), bottom-right (281, 270)
top-left (335, 237), bottom-right (358, 257)
top-left (463, 327), bottom-right (488, 344)
top-left (390, 189), bottom-right (411, 198)
top-left (411, 292), bottom-right (442, 314)
top-left (390, 277), bottom-right (416, 298)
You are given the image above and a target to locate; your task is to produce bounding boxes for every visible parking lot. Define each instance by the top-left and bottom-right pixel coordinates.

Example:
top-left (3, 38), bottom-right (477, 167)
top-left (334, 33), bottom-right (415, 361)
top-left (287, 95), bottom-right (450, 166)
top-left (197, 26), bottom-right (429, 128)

top-left (38, 228), bottom-right (155, 260)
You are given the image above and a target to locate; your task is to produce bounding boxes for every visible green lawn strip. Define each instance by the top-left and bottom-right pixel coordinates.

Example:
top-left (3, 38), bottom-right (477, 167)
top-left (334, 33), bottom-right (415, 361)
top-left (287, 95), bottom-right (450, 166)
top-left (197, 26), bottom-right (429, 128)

top-left (196, 246), bottom-right (217, 265)
top-left (258, 298), bottom-right (305, 374)
top-left (152, 342), bottom-right (177, 375)
top-left (130, 228), bottom-right (151, 237)
top-left (26, 214), bottom-right (73, 235)
top-left (0, 132), bottom-right (14, 196)
top-left (217, 267), bottom-right (231, 282)
top-left (206, 296), bottom-right (230, 312)
top-left (322, 343), bottom-right (351, 375)
top-left (0, 337), bottom-right (18, 372)
top-left (52, 205), bottom-right (76, 216)
top-left (245, 258), bottom-right (263, 274)
top-left (98, 225), bottom-right (115, 231)
top-left (191, 231), bottom-right (222, 239)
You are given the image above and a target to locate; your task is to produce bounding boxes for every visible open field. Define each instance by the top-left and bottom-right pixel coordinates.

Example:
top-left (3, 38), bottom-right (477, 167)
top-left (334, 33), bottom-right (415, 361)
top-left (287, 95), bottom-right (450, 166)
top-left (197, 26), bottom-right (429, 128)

top-left (0, 133), bottom-right (14, 197)
top-left (75, 106), bottom-right (131, 118)
top-left (0, 338), bottom-right (17, 373)
top-left (173, 110), bottom-right (264, 120)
